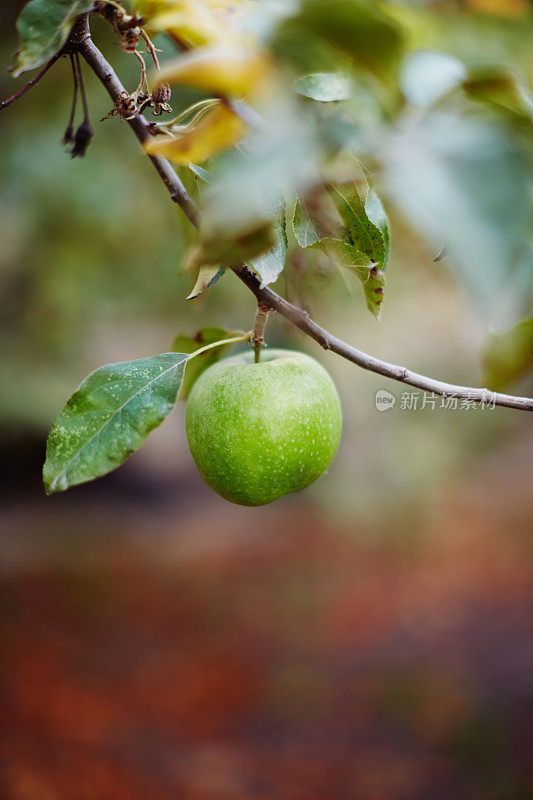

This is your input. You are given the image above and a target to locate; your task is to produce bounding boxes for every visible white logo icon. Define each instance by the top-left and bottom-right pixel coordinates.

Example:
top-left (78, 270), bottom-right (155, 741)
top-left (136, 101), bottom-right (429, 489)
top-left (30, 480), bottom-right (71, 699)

top-left (375, 389), bottom-right (396, 411)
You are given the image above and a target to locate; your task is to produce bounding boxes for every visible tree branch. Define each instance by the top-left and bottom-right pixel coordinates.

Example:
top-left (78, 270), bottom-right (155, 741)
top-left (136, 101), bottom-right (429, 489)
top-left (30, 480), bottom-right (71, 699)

top-left (73, 20), bottom-right (532, 411)
top-left (236, 266), bottom-right (533, 410)
top-left (0, 51), bottom-right (63, 111)
top-left (77, 16), bottom-right (199, 226)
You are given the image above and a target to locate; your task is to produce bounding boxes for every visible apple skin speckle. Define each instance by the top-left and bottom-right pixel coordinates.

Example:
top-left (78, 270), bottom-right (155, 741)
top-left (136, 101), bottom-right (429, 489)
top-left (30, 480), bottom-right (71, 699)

top-left (185, 348), bottom-right (342, 506)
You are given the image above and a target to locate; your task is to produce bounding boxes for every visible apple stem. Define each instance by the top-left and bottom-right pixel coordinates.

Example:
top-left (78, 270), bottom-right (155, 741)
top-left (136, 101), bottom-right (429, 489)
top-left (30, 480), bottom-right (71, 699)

top-left (252, 303), bottom-right (270, 363)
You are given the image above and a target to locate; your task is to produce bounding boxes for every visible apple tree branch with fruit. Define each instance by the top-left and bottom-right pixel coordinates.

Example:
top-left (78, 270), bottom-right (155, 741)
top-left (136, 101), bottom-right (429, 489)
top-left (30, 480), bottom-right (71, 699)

top-left (3, 0), bottom-right (533, 505)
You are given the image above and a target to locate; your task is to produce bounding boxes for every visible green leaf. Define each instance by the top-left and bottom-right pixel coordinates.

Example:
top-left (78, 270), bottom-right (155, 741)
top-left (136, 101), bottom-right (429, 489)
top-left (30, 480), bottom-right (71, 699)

top-left (293, 183), bottom-right (389, 317)
top-left (293, 198), bottom-right (323, 248)
top-left (189, 162), bottom-right (212, 183)
top-left (327, 183), bottom-right (389, 317)
top-left (295, 72), bottom-right (352, 102)
top-left (462, 67), bottom-right (533, 123)
top-left (401, 53), bottom-right (533, 123)
top-left (331, 184), bottom-right (390, 270)
top-left (186, 219), bottom-right (275, 278)
top-left (273, 0), bottom-right (404, 81)
top-left (11, 0), bottom-right (94, 77)
top-left (43, 353), bottom-right (188, 494)
top-left (364, 189), bottom-right (390, 269)
top-left (248, 198), bottom-right (288, 287)
top-left (199, 95), bottom-right (318, 247)
top-left (482, 317), bottom-right (533, 391)
top-left (185, 205), bottom-right (282, 295)
top-left (385, 111), bottom-right (532, 327)
top-left (401, 50), bottom-right (467, 108)
top-left (321, 238), bottom-right (386, 317)
top-left (172, 327), bottom-right (245, 398)
top-left (187, 265), bottom-right (226, 299)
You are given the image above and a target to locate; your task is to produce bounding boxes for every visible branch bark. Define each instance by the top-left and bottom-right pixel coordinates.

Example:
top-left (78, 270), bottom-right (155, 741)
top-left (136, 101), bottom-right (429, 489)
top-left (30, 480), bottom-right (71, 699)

top-left (76, 16), bottom-right (199, 226)
top-left (71, 17), bottom-right (532, 412)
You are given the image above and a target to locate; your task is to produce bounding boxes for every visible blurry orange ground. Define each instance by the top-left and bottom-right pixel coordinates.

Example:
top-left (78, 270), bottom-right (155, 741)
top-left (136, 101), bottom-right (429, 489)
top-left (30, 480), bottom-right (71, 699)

top-left (1, 454), bottom-right (532, 800)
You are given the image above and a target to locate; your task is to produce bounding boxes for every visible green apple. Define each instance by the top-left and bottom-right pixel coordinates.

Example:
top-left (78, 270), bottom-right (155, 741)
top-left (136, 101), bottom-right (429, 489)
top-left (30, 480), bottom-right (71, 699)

top-left (185, 348), bottom-right (342, 506)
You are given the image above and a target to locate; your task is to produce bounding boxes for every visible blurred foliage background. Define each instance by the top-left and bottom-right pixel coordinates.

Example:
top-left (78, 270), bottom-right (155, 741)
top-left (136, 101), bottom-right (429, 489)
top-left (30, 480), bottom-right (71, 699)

top-left (1, 1), bottom-right (532, 798)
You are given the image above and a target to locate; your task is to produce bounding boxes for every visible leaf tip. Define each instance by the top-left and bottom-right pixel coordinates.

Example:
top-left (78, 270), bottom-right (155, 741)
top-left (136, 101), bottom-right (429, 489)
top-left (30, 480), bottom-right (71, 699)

top-left (42, 463), bottom-right (63, 495)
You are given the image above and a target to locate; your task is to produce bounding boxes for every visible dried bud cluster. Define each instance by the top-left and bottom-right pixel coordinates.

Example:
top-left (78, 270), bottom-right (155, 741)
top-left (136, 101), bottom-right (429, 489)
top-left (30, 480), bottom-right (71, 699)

top-left (152, 82), bottom-right (172, 115)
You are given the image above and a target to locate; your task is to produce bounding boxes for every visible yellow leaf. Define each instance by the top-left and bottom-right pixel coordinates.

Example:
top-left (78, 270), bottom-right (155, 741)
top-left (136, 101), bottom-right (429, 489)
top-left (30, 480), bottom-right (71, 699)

top-left (154, 46), bottom-right (272, 98)
top-left (144, 104), bottom-right (247, 164)
top-left (137, 0), bottom-right (251, 49)
top-left (466, 0), bottom-right (529, 16)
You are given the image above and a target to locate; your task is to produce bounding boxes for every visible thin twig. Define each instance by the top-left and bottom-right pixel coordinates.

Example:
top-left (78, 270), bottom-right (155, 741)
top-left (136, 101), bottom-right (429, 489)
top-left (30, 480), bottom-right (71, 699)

top-left (69, 17), bottom-right (533, 412)
top-left (0, 52), bottom-right (62, 111)
top-left (132, 48), bottom-right (147, 96)
top-left (140, 28), bottom-right (160, 70)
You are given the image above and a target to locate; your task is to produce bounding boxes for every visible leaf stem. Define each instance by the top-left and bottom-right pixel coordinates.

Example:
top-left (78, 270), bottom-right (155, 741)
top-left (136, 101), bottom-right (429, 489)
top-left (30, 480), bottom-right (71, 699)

top-left (186, 333), bottom-right (251, 363)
